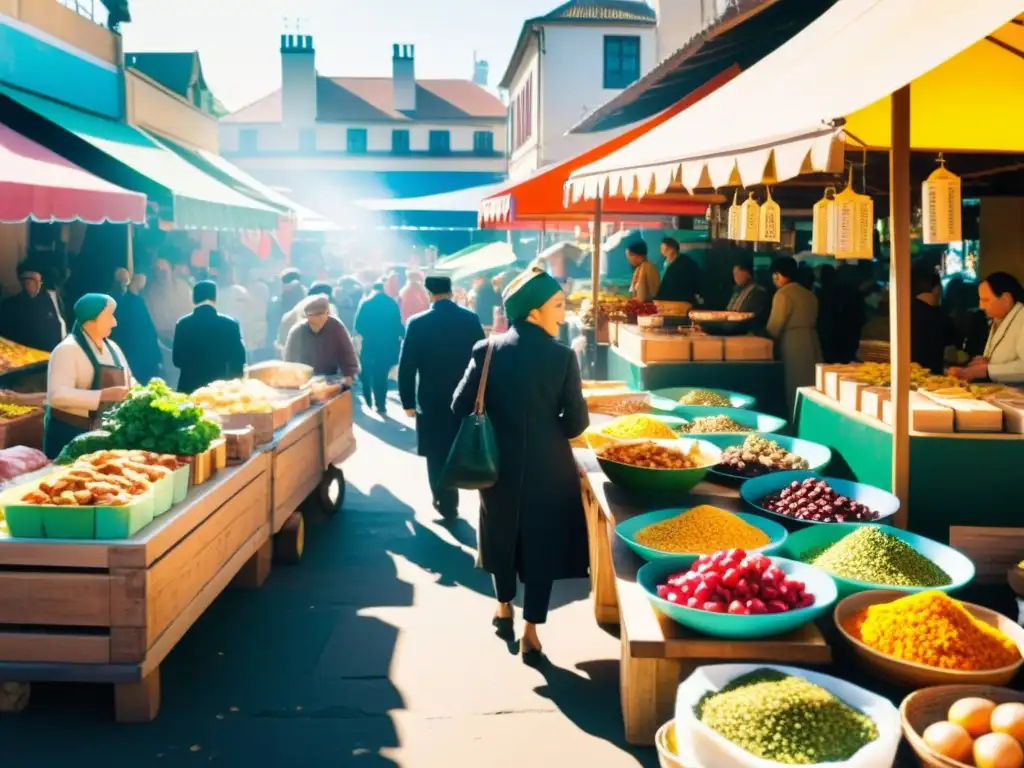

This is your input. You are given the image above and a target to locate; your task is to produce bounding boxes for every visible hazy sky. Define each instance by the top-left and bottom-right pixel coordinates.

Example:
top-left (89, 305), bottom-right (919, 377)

top-left (119, 0), bottom-right (572, 111)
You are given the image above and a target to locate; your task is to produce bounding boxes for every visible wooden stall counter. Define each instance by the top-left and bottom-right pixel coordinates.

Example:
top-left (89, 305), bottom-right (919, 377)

top-left (576, 451), bottom-right (832, 745)
top-left (0, 453), bottom-right (272, 722)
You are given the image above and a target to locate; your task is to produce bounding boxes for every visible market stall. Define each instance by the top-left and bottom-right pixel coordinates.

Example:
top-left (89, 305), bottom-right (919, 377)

top-left (0, 373), bottom-right (355, 720)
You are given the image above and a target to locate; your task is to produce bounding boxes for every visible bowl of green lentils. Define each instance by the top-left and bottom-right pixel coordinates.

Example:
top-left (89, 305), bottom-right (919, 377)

top-left (781, 524), bottom-right (976, 599)
top-left (674, 664), bottom-right (902, 767)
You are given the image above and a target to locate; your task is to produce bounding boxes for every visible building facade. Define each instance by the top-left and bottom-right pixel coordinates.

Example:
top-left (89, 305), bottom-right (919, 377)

top-left (219, 36), bottom-right (508, 227)
top-left (499, 0), bottom-right (657, 182)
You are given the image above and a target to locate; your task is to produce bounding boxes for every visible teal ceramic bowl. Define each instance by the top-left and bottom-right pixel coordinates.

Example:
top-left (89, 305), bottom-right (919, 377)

top-left (596, 438), bottom-right (722, 495)
top-left (699, 433), bottom-right (832, 481)
top-left (650, 387), bottom-right (757, 412)
top-left (668, 406), bottom-right (787, 436)
top-left (740, 470), bottom-right (900, 529)
top-left (616, 507), bottom-right (788, 563)
top-left (637, 556), bottom-right (838, 639)
top-left (781, 523), bottom-right (976, 599)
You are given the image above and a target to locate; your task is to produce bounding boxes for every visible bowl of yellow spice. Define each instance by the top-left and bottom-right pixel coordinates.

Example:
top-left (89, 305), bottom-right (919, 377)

top-left (617, 504), bottom-right (787, 563)
top-left (836, 590), bottom-right (1024, 687)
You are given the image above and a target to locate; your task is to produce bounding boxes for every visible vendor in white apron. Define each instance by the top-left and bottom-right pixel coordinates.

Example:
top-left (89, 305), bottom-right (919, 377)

top-left (43, 293), bottom-right (133, 459)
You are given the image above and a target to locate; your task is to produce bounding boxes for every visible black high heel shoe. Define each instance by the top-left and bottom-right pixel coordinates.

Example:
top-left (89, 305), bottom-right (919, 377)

top-left (520, 638), bottom-right (547, 667)
top-left (492, 605), bottom-right (514, 640)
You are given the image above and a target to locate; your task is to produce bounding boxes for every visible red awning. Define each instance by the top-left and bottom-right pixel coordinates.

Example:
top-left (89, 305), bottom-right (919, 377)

top-left (478, 67), bottom-right (740, 230)
top-left (0, 123), bottom-right (146, 225)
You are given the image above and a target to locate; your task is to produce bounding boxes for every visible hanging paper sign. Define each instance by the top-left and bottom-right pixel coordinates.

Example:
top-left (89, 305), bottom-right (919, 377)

top-left (832, 185), bottom-right (875, 260)
top-left (759, 188), bottom-right (781, 243)
top-left (727, 191), bottom-right (741, 241)
top-left (811, 188), bottom-right (835, 255)
top-left (738, 192), bottom-right (760, 242)
top-left (922, 156), bottom-right (962, 244)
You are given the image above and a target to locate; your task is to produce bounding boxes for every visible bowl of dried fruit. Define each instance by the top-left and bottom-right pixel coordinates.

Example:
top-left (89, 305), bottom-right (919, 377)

top-left (595, 438), bottom-right (722, 495)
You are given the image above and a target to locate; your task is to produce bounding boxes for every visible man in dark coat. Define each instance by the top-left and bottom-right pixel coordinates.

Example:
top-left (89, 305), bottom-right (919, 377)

top-left (110, 269), bottom-right (162, 384)
top-left (0, 265), bottom-right (66, 352)
top-left (726, 257), bottom-right (771, 328)
top-left (354, 281), bottom-right (404, 415)
top-left (656, 237), bottom-right (701, 304)
top-left (453, 266), bottom-right (589, 661)
top-left (172, 281), bottom-right (247, 393)
top-left (398, 275), bottom-right (484, 519)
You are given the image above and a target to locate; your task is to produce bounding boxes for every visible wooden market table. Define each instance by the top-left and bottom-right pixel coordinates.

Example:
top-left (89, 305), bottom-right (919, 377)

top-left (0, 389), bottom-right (357, 721)
top-left (0, 454), bottom-right (272, 722)
top-left (606, 345), bottom-right (788, 417)
top-left (576, 451), bottom-right (833, 746)
top-left (794, 387), bottom-right (1024, 582)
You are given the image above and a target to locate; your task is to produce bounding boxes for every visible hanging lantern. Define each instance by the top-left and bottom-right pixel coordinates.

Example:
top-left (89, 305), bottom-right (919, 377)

top-left (832, 167), bottom-right (874, 260)
top-left (738, 192), bottom-right (760, 242)
top-left (922, 154), bottom-right (962, 244)
top-left (811, 187), bottom-right (836, 254)
top-left (727, 191), bottom-right (741, 241)
top-left (759, 187), bottom-right (781, 243)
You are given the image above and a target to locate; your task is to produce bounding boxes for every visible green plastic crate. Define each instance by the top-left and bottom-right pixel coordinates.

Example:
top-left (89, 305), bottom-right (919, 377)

top-left (171, 465), bottom-right (190, 505)
top-left (149, 472), bottom-right (174, 516)
top-left (0, 482), bottom-right (155, 540)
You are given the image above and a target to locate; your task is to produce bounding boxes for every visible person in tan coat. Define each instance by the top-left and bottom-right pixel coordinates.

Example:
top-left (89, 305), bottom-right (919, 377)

top-left (626, 240), bottom-right (660, 302)
top-left (766, 257), bottom-right (823, 417)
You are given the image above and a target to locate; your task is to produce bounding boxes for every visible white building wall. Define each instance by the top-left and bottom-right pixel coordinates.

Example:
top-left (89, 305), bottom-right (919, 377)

top-left (506, 41), bottom-right (540, 182)
top-left (537, 24), bottom-right (656, 168)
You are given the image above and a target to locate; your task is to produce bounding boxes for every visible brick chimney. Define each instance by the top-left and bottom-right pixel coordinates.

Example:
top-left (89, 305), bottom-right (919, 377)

top-left (281, 33), bottom-right (316, 124)
top-left (392, 44), bottom-right (416, 113)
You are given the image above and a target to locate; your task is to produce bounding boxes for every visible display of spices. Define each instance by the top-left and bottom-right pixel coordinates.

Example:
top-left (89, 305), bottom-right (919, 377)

top-left (761, 478), bottom-right (879, 523)
top-left (679, 415), bottom-right (749, 434)
top-left (0, 403), bottom-right (35, 421)
top-left (599, 414), bottom-right (678, 440)
top-left (635, 506), bottom-right (769, 554)
top-left (696, 669), bottom-right (879, 764)
top-left (719, 434), bottom-right (810, 477)
top-left (679, 390), bottom-right (731, 407)
top-left (599, 440), bottom-right (711, 469)
top-left (844, 591), bottom-right (1021, 671)
top-left (807, 527), bottom-right (952, 587)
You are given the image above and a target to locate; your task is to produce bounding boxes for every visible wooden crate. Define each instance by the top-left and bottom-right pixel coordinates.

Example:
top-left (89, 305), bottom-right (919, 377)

top-left (0, 409), bottom-right (43, 450)
top-left (838, 377), bottom-right (868, 412)
top-left (859, 387), bottom-right (890, 420)
top-left (950, 526), bottom-right (1024, 584)
top-left (270, 410), bottom-right (324, 534)
top-left (322, 390), bottom-right (356, 468)
top-left (690, 336), bottom-right (724, 361)
top-left (816, 363), bottom-right (858, 395)
top-left (993, 397), bottom-right (1024, 434)
top-left (923, 394), bottom-right (1004, 432)
top-left (0, 454), bottom-right (272, 722)
top-left (220, 411), bottom-right (274, 445)
top-left (615, 325), bottom-right (691, 363)
top-left (224, 427), bottom-right (255, 464)
top-left (576, 455), bottom-right (832, 746)
top-left (724, 335), bottom-right (772, 361)
top-left (882, 392), bottom-right (954, 433)
top-left (183, 438), bottom-right (228, 486)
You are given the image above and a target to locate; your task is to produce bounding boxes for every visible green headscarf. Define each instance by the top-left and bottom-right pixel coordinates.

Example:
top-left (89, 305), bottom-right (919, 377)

top-left (73, 293), bottom-right (114, 325)
top-left (502, 266), bottom-right (562, 323)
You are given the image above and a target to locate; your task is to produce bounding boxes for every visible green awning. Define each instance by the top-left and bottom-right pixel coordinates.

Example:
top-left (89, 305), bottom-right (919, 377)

top-left (153, 133), bottom-right (339, 232)
top-left (0, 86), bottom-right (282, 231)
top-left (439, 242), bottom-right (517, 282)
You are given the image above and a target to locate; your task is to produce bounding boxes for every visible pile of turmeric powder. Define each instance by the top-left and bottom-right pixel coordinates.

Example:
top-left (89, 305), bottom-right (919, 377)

top-left (844, 591), bottom-right (1021, 671)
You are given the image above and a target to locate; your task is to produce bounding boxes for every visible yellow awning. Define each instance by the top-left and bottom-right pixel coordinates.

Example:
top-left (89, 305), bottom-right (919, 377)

top-left (567, 0), bottom-right (1024, 201)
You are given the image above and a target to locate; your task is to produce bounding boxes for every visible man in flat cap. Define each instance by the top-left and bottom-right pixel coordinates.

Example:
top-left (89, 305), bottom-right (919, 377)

top-left (398, 274), bottom-right (485, 519)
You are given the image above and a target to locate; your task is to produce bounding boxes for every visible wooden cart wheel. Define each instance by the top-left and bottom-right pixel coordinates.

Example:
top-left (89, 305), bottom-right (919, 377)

top-left (318, 465), bottom-right (345, 515)
top-left (0, 682), bottom-right (30, 713)
top-left (274, 511), bottom-right (305, 564)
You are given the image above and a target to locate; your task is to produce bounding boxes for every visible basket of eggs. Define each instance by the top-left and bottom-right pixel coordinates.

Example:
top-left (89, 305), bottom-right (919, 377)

top-left (901, 686), bottom-right (1024, 768)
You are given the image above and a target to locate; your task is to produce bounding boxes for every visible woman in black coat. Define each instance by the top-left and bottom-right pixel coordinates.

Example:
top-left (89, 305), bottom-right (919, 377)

top-left (453, 266), bottom-right (589, 664)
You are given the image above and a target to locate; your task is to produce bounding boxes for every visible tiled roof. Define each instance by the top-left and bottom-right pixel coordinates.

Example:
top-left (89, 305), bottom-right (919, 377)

top-left (544, 0), bottom-right (656, 22)
top-left (499, 0), bottom-right (655, 89)
top-left (223, 77), bottom-right (506, 124)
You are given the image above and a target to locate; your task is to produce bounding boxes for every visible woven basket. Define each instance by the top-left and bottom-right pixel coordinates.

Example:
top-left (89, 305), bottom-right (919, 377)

top-left (900, 685), bottom-right (1024, 768)
top-left (834, 590), bottom-right (1024, 687)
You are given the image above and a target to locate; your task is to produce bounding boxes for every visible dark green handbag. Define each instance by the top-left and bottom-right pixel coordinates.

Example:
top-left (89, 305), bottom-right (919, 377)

top-left (441, 340), bottom-right (499, 490)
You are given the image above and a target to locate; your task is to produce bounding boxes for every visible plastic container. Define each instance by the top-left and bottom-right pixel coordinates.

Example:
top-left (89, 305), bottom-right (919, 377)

top-left (670, 406), bottom-right (787, 436)
top-left (616, 508), bottom-right (787, 563)
top-left (637, 557), bottom-right (837, 640)
top-left (700, 433), bottom-right (832, 481)
top-left (651, 386), bottom-right (757, 410)
top-left (596, 438), bottom-right (721, 495)
top-left (782, 523), bottom-right (976, 598)
top-left (0, 482), bottom-right (155, 539)
top-left (740, 470), bottom-right (900, 530)
top-left (148, 470), bottom-right (174, 516)
top-left (171, 464), bottom-right (190, 504)
top-left (675, 664), bottom-right (901, 768)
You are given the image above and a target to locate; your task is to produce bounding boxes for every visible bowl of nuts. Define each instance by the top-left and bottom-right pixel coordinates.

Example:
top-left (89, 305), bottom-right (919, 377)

top-left (701, 433), bottom-right (832, 481)
top-left (595, 438), bottom-right (722, 495)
